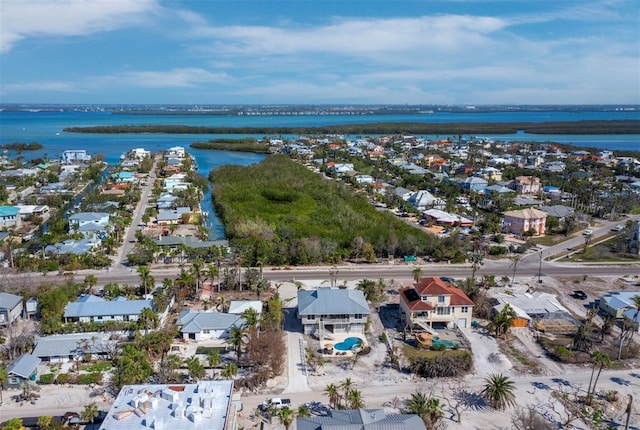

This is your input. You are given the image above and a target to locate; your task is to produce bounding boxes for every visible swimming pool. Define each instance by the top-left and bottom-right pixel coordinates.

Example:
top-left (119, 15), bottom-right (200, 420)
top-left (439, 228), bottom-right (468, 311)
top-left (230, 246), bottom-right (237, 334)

top-left (334, 337), bottom-right (362, 351)
top-left (431, 337), bottom-right (462, 349)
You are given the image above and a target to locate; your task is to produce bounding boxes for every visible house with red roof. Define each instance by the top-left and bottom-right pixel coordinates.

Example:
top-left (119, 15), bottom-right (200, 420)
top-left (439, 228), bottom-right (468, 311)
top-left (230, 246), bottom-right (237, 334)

top-left (399, 277), bottom-right (474, 332)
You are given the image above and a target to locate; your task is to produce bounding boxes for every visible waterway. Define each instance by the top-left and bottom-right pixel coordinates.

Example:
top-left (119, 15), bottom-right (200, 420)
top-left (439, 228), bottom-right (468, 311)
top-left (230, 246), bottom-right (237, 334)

top-left (1, 110), bottom-right (638, 238)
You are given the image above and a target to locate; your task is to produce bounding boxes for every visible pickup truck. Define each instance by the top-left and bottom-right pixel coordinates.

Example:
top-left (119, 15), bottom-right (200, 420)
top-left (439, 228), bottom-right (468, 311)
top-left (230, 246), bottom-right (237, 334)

top-left (260, 397), bottom-right (291, 411)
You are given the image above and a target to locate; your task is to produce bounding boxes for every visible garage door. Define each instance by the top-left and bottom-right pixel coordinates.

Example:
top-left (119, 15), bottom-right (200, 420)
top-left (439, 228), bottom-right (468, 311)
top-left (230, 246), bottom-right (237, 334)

top-left (457, 318), bottom-right (467, 328)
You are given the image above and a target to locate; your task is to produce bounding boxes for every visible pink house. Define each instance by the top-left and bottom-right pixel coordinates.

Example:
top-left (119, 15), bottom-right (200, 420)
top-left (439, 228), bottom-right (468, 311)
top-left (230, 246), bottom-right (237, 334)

top-left (503, 207), bottom-right (547, 236)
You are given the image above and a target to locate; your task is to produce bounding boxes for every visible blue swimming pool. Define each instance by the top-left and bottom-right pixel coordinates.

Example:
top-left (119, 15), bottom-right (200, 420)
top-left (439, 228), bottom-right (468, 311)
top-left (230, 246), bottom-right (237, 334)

top-left (334, 337), bottom-right (362, 351)
top-left (431, 337), bottom-right (462, 349)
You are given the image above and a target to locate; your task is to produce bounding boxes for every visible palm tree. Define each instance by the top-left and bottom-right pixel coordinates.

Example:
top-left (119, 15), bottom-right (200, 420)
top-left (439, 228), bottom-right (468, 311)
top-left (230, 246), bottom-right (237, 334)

top-left (277, 406), bottom-right (295, 430)
top-left (207, 350), bottom-right (221, 379)
top-left (325, 383), bottom-right (340, 409)
top-left (175, 269), bottom-right (195, 301)
top-left (138, 307), bottom-right (160, 335)
top-left (184, 356), bottom-right (206, 382)
top-left (137, 266), bottom-right (154, 297)
top-left (412, 267), bottom-right (423, 283)
top-left (347, 389), bottom-right (364, 409)
top-left (191, 258), bottom-right (204, 296)
top-left (83, 274), bottom-right (98, 295)
top-left (488, 304), bottom-right (517, 339)
top-left (81, 402), bottom-right (99, 424)
top-left (341, 378), bottom-right (355, 405)
top-left (404, 391), bottom-right (443, 426)
top-left (241, 308), bottom-right (259, 331)
top-left (205, 263), bottom-right (219, 292)
top-left (509, 255), bottom-right (521, 287)
top-left (297, 405), bottom-right (311, 418)
top-left (481, 373), bottom-right (517, 411)
top-left (228, 326), bottom-right (245, 359)
top-left (586, 351), bottom-right (610, 404)
top-left (220, 362), bottom-right (238, 379)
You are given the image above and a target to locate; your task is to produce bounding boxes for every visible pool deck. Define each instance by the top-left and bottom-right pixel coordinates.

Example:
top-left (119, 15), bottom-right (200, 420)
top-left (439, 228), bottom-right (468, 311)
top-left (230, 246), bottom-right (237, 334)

top-left (320, 333), bottom-right (368, 357)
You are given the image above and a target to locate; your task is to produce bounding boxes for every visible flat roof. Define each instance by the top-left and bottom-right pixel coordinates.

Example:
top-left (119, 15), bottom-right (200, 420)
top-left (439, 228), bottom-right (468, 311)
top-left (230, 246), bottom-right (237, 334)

top-left (100, 381), bottom-right (235, 430)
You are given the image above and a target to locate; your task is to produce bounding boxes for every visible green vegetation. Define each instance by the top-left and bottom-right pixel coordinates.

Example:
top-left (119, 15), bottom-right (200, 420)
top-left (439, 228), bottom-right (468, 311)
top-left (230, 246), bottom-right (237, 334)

top-left (2, 141), bottom-right (43, 150)
top-left (209, 155), bottom-right (446, 265)
top-left (195, 346), bottom-right (227, 355)
top-left (63, 120), bottom-right (640, 135)
top-left (191, 138), bottom-right (270, 153)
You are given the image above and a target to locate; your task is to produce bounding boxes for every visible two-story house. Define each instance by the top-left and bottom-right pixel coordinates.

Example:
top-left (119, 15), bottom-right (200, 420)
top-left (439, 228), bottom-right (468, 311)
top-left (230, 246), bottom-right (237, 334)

top-left (297, 288), bottom-right (370, 337)
top-left (512, 176), bottom-right (541, 195)
top-left (63, 295), bottom-right (153, 323)
top-left (68, 212), bottom-right (110, 240)
top-left (0, 206), bottom-right (21, 229)
top-left (502, 207), bottom-right (547, 236)
top-left (399, 277), bottom-right (474, 331)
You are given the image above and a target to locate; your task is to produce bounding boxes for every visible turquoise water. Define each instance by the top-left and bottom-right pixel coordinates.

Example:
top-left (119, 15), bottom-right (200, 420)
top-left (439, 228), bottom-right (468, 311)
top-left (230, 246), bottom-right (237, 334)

top-left (432, 337), bottom-right (462, 349)
top-left (334, 337), bottom-right (362, 351)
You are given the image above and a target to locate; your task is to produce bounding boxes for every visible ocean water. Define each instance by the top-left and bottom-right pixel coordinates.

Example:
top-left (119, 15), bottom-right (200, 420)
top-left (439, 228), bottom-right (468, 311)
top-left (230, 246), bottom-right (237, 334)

top-left (1, 110), bottom-right (638, 238)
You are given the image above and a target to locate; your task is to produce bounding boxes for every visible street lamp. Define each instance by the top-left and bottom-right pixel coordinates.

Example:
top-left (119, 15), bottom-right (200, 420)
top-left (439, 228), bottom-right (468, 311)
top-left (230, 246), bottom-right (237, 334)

top-left (538, 251), bottom-right (543, 283)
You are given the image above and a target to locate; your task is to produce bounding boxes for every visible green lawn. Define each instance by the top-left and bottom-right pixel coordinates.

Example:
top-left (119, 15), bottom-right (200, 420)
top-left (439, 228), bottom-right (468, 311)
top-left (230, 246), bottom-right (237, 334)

top-left (402, 344), bottom-right (468, 361)
top-left (195, 346), bottom-right (227, 355)
top-left (81, 361), bottom-right (112, 372)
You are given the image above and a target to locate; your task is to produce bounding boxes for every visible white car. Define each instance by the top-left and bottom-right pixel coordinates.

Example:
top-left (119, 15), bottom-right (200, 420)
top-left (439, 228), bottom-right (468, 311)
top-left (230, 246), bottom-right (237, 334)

top-left (583, 229), bottom-right (594, 236)
top-left (610, 224), bottom-right (624, 232)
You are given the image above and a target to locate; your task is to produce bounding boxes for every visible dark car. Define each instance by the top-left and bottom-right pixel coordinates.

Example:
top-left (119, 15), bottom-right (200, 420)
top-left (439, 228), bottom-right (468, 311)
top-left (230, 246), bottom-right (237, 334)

top-left (63, 412), bottom-right (81, 425)
top-left (573, 290), bottom-right (588, 300)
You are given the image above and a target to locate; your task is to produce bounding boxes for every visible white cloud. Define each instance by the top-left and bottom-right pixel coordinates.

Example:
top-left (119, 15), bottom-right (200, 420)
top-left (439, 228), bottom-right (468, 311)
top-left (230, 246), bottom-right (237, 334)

top-left (0, 0), bottom-right (161, 52)
top-left (115, 68), bottom-right (229, 88)
top-left (2, 81), bottom-right (82, 93)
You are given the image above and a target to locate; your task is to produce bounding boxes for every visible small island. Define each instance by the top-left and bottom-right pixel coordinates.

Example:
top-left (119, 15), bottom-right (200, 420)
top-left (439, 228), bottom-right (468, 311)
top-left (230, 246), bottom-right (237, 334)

top-left (190, 138), bottom-right (270, 154)
top-left (2, 141), bottom-right (44, 151)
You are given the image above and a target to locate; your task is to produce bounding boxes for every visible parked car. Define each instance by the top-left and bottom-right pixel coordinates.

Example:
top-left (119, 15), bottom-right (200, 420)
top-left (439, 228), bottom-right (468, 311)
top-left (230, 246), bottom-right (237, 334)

top-left (583, 229), bottom-right (594, 236)
top-left (260, 398), bottom-right (291, 411)
top-left (610, 224), bottom-right (624, 232)
top-left (573, 290), bottom-right (588, 300)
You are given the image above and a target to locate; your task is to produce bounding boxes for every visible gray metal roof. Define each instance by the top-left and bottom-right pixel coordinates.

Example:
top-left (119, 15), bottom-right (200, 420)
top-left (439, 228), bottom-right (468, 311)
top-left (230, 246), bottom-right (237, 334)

top-left (6, 354), bottom-right (41, 378)
top-left (32, 332), bottom-right (118, 358)
top-left (177, 310), bottom-right (245, 333)
top-left (296, 409), bottom-right (425, 430)
top-left (157, 207), bottom-right (190, 221)
top-left (297, 288), bottom-right (370, 316)
top-left (64, 295), bottom-right (153, 318)
top-left (0, 291), bottom-right (22, 311)
top-left (69, 212), bottom-right (110, 223)
top-left (155, 236), bottom-right (229, 249)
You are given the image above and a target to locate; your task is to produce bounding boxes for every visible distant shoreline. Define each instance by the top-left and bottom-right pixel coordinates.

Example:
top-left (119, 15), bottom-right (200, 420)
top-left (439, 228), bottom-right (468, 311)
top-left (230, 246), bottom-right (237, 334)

top-left (63, 120), bottom-right (640, 135)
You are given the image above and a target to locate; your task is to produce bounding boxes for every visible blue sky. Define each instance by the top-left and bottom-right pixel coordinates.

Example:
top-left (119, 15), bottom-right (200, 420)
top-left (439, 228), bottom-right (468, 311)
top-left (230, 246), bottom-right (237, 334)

top-left (1, 0), bottom-right (639, 105)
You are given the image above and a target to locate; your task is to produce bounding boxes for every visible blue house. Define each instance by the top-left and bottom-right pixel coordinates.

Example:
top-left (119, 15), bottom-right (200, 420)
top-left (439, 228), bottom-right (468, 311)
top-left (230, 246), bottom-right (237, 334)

top-left (460, 177), bottom-right (488, 193)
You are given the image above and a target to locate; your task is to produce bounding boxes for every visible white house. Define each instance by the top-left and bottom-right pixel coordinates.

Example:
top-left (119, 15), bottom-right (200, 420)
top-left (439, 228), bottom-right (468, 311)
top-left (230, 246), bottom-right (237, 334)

top-left (177, 310), bottom-right (246, 342)
top-left (61, 149), bottom-right (91, 164)
top-left (63, 295), bottom-right (153, 323)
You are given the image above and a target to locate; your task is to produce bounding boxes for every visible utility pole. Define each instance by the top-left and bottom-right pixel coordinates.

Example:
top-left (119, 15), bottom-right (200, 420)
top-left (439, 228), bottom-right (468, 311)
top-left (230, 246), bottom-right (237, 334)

top-left (538, 251), bottom-right (543, 283)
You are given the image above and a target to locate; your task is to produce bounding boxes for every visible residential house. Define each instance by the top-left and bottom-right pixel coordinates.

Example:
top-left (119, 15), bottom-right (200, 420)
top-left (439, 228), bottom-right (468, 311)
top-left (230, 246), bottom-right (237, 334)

top-left (0, 206), bottom-right (20, 228)
top-left (512, 176), bottom-right (541, 195)
top-left (61, 149), bottom-right (91, 164)
top-left (100, 381), bottom-right (236, 430)
top-left (69, 212), bottom-right (110, 239)
top-left (40, 182), bottom-right (71, 194)
top-left (355, 175), bottom-right (374, 184)
top-left (394, 187), bottom-right (413, 201)
top-left (17, 205), bottom-right (49, 220)
top-left (228, 300), bottom-right (263, 316)
top-left (407, 190), bottom-right (443, 210)
top-left (177, 310), bottom-right (246, 342)
top-left (45, 238), bottom-right (99, 255)
top-left (297, 409), bottom-right (426, 430)
top-left (502, 207), bottom-right (548, 236)
top-left (297, 288), bottom-right (370, 336)
top-left (599, 291), bottom-right (640, 320)
top-left (0, 291), bottom-right (23, 325)
top-left (460, 177), bottom-right (488, 193)
top-left (538, 205), bottom-right (575, 223)
top-left (4, 354), bottom-right (41, 388)
top-left (399, 277), bottom-right (474, 331)
top-left (31, 332), bottom-right (118, 363)
top-left (423, 209), bottom-right (472, 227)
top-left (63, 295), bottom-right (153, 323)
top-left (157, 207), bottom-right (191, 225)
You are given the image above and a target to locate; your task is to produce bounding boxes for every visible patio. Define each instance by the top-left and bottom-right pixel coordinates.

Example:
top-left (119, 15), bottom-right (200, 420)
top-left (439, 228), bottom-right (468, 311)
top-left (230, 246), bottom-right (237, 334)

top-left (319, 332), bottom-right (369, 357)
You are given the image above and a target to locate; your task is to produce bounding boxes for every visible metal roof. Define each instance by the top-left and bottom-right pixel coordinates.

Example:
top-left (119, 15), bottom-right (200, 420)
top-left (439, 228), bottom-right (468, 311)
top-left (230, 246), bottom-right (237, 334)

top-left (6, 354), bottom-right (41, 378)
top-left (0, 291), bottom-right (22, 311)
top-left (64, 295), bottom-right (153, 318)
top-left (227, 301), bottom-right (262, 315)
top-left (32, 332), bottom-right (118, 358)
top-left (69, 212), bottom-right (110, 223)
top-left (177, 311), bottom-right (245, 333)
top-left (296, 409), bottom-right (425, 430)
top-left (297, 288), bottom-right (370, 316)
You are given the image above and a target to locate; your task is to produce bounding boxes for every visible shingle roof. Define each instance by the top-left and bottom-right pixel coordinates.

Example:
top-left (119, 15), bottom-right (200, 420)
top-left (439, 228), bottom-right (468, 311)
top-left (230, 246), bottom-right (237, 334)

top-left (503, 207), bottom-right (548, 219)
top-left (64, 295), bottom-right (153, 318)
top-left (297, 288), bottom-right (370, 316)
top-left (6, 354), bottom-right (41, 378)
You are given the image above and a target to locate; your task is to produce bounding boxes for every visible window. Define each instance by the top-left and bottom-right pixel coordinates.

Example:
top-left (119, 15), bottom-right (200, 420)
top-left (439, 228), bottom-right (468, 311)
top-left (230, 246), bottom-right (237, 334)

top-left (436, 307), bottom-right (451, 315)
top-left (307, 315), bottom-right (315, 320)
top-left (438, 296), bottom-right (446, 304)
top-left (203, 330), bottom-right (210, 334)
top-left (461, 306), bottom-right (469, 313)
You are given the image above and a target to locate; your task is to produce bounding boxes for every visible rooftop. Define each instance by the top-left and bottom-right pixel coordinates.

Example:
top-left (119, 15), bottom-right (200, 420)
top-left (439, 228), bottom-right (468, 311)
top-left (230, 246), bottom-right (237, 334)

top-left (99, 381), bottom-right (235, 430)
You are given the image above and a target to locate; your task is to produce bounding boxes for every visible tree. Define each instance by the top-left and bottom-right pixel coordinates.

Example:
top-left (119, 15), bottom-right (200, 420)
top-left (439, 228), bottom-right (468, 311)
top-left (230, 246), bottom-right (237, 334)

top-left (341, 377), bottom-right (355, 405)
top-left (348, 389), bottom-right (365, 409)
top-left (137, 266), bottom-right (154, 297)
top-left (586, 351), bottom-right (610, 404)
top-left (470, 250), bottom-right (484, 279)
top-left (229, 326), bottom-right (245, 359)
top-left (1, 418), bottom-right (24, 430)
top-left (205, 264), bottom-right (219, 292)
top-left (241, 308), bottom-right (260, 331)
top-left (0, 365), bottom-right (7, 404)
top-left (404, 391), bottom-right (443, 428)
top-left (325, 383), bottom-right (340, 409)
top-left (481, 373), bottom-right (516, 411)
top-left (488, 304), bottom-right (516, 339)
top-left (412, 267), bottom-right (423, 283)
top-left (138, 307), bottom-right (160, 335)
top-left (36, 416), bottom-right (53, 430)
top-left (184, 356), bottom-right (206, 382)
top-left (81, 402), bottom-right (99, 424)
top-left (207, 350), bottom-right (222, 379)
top-left (191, 258), bottom-right (204, 296)
top-left (156, 354), bottom-right (181, 384)
top-left (356, 278), bottom-right (385, 309)
top-left (220, 362), bottom-right (238, 379)
top-left (83, 274), bottom-right (97, 295)
top-left (297, 405), bottom-right (311, 418)
top-left (277, 406), bottom-right (295, 430)
top-left (509, 255), bottom-right (521, 287)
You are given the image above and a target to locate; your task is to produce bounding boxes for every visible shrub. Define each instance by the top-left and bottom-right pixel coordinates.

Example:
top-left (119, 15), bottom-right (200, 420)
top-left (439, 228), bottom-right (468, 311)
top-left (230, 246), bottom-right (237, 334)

top-left (77, 372), bottom-right (103, 385)
top-left (56, 373), bottom-right (70, 384)
top-left (39, 373), bottom-right (55, 384)
top-left (489, 246), bottom-right (508, 255)
top-left (409, 351), bottom-right (473, 378)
